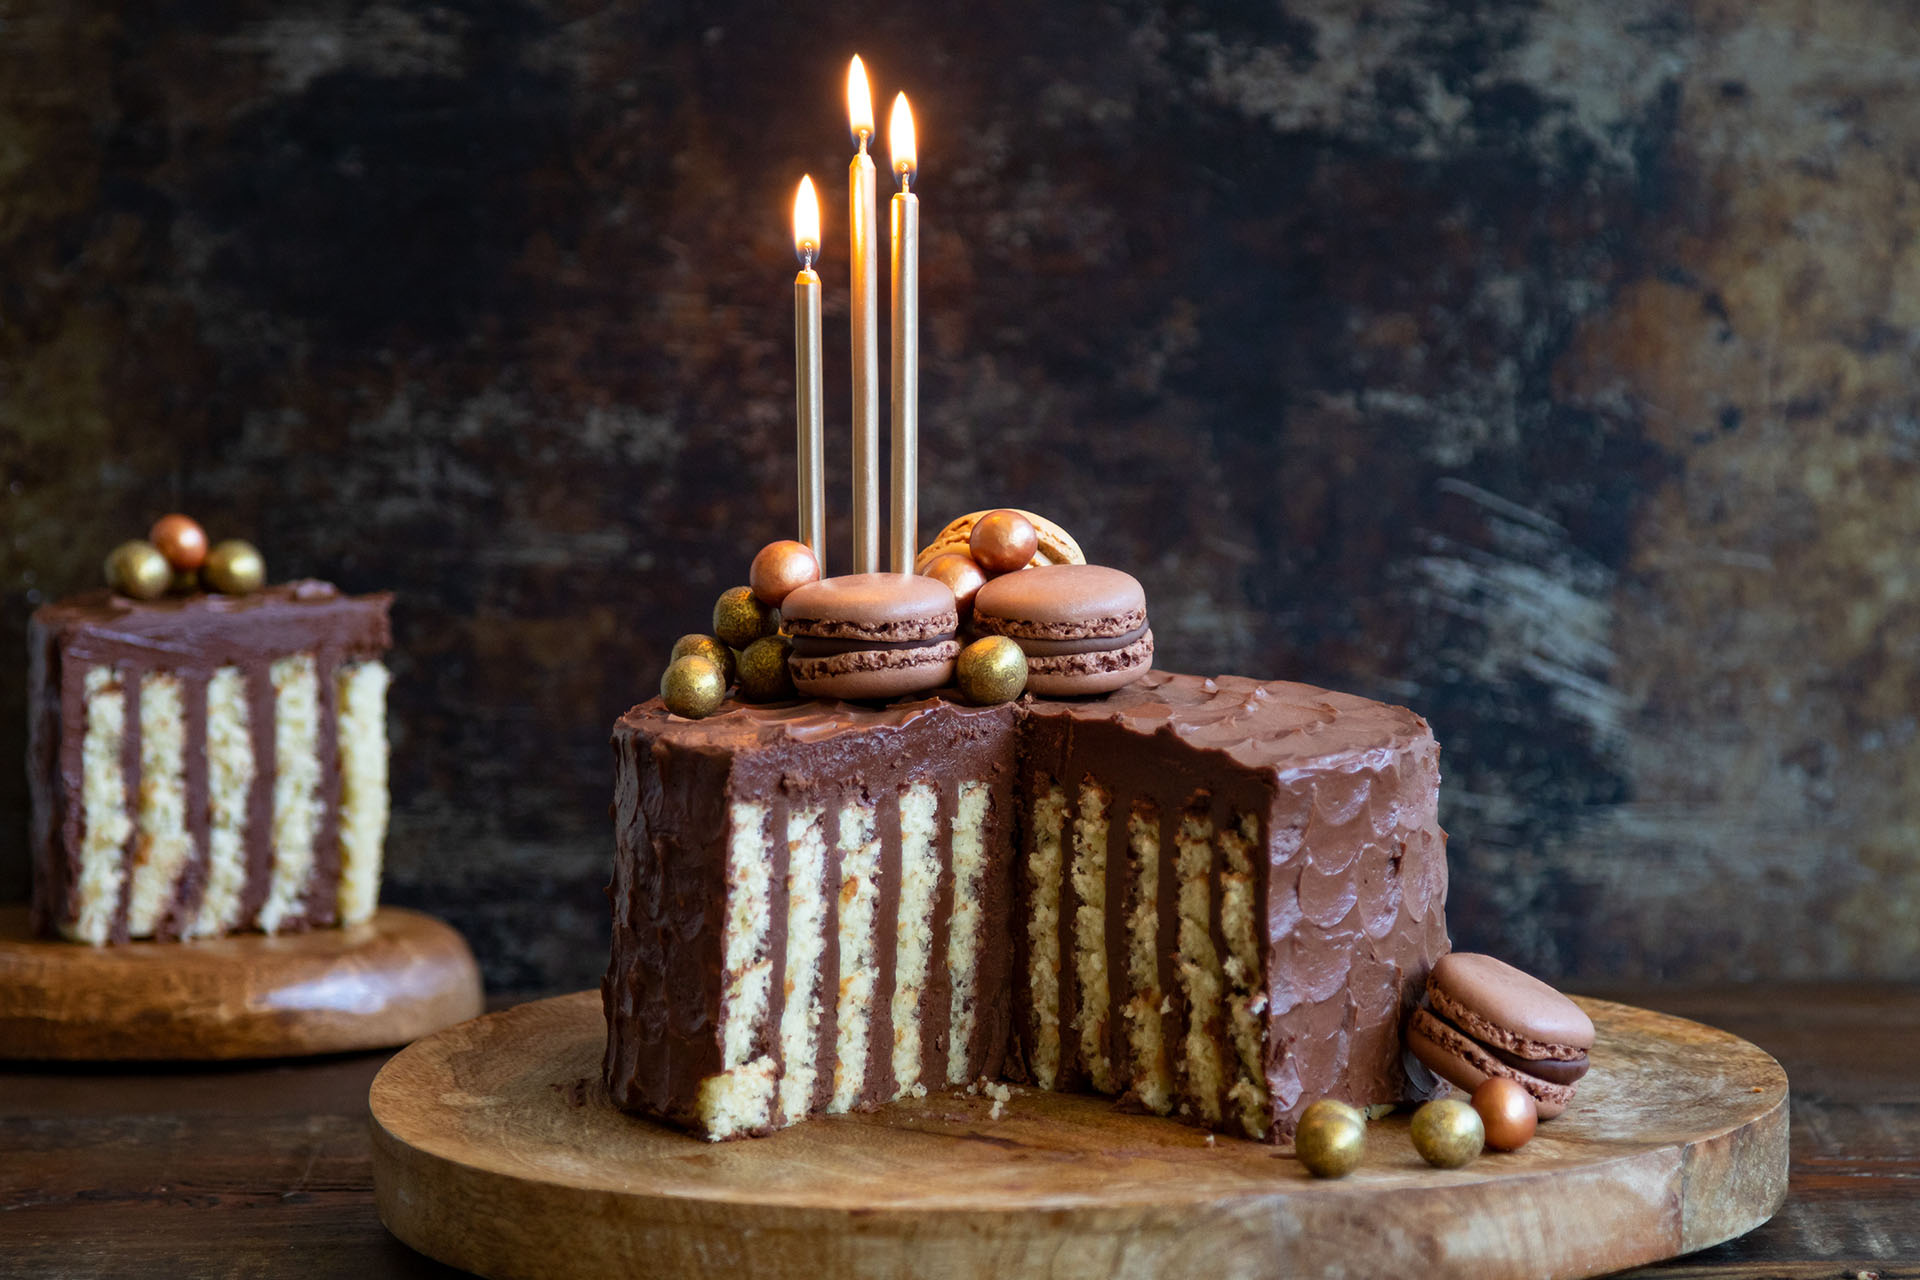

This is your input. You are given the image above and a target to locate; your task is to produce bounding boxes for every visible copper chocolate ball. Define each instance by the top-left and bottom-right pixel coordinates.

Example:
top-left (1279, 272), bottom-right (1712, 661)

top-left (1471, 1077), bottom-right (1538, 1152)
top-left (955, 635), bottom-right (1028, 706)
top-left (735, 634), bottom-right (796, 703)
top-left (660, 654), bottom-right (726, 719)
top-left (748, 540), bottom-right (820, 608)
top-left (712, 586), bottom-right (778, 649)
top-left (105, 540), bottom-right (171, 600)
top-left (1411, 1098), bottom-right (1485, 1169)
top-left (921, 552), bottom-right (988, 616)
top-left (203, 539), bottom-right (266, 595)
top-left (149, 514), bottom-right (209, 572)
top-left (969, 509), bottom-right (1040, 575)
top-left (671, 633), bottom-right (736, 687)
top-left (1293, 1099), bottom-right (1367, 1179)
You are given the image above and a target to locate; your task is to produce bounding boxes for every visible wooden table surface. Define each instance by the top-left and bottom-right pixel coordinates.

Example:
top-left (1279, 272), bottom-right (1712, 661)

top-left (4, 985), bottom-right (1915, 1279)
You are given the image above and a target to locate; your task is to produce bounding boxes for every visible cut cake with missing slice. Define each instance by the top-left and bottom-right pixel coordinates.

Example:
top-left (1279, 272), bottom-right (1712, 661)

top-left (603, 671), bottom-right (1450, 1142)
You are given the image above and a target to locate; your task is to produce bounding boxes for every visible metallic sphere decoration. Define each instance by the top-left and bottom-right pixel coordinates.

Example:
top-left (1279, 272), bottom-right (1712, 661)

top-left (968, 509), bottom-right (1040, 575)
top-left (1470, 1077), bottom-right (1538, 1152)
top-left (748, 540), bottom-right (821, 609)
top-left (921, 552), bottom-right (988, 617)
top-left (105, 540), bottom-right (171, 601)
top-left (1293, 1099), bottom-right (1368, 1179)
top-left (671, 633), bottom-right (736, 688)
top-left (660, 654), bottom-right (727, 719)
top-left (955, 635), bottom-right (1028, 706)
top-left (203, 539), bottom-right (267, 595)
top-left (712, 586), bottom-right (779, 650)
top-left (1411, 1098), bottom-right (1486, 1169)
top-left (735, 634), bottom-right (797, 703)
top-left (149, 513), bottom-right (209, 572)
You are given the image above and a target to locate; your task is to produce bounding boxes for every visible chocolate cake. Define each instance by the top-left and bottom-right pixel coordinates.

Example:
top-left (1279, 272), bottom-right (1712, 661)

top-left (603, 670), bottom-right (1449, 1142)
top-left (28, 582), bottom-right (393, 944)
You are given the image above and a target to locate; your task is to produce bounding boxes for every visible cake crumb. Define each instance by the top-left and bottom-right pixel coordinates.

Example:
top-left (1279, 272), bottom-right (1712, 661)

top-left (1204, 1134), bottom-right (1216, 1147)
top-left (984, 1081), bottom-right (1011, 1120)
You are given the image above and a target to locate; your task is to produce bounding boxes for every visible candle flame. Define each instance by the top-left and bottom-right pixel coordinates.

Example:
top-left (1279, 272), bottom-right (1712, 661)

top-left (848, 55), bottom-right (874, 143)
top-left (889, 92), bottom-right (916, 187)
top-left (793, 175), bottom-right (821, 266)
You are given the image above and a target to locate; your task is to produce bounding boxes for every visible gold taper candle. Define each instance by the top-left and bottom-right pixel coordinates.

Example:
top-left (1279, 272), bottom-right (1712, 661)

top-left (888, 93), bottom-right (919, 574)
top-left (848, 56), bottom-right (881, 573)
top-left (793, 176), bottom-right (826, 572)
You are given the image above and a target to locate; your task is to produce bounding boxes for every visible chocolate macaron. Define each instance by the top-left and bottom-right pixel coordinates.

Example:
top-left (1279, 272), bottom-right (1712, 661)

top-left (971, 564), bottom-right (1153, 696)
top-left (1407, 952), bottom-right (1595, 1120)
top-left (781, 573), bottom-right (960, 700)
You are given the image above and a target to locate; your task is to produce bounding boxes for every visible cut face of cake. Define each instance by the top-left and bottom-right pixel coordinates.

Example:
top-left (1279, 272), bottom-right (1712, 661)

top-left (28, 582), bottom-right (393, 944)
top-left (603, 671), bottom-right (1450, 1142)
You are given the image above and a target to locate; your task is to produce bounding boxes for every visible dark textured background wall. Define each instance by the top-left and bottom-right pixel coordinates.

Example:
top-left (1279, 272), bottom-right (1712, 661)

top-left (4, 1), bottom-right (1916, 994)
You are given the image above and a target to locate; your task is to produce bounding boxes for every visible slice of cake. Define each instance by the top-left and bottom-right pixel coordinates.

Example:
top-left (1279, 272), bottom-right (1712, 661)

top-left (27, 581), bottom-right (393, 944)
top-left (603, 671), bottom-right (1448, 1142)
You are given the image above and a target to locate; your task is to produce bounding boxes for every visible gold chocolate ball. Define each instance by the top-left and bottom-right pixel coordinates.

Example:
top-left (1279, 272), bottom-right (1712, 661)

top-left (1293, 1099), bottom-right (1367, 1179)
top-left (748, 540), bottom-right (821, 608)
top-left (1411, 1098), bottom-right (1485, 1169)
top-left (660, 654), bottom-right (726, 719)
top-left (671, 633), bottom-right (736, 687)
top-left (149, 513), bottom-right (209, 572)
top-left (969, 509), bottom-right (1040, 575)
top-left (203, 539), bottom-right (266, 595)
top-left (712, 586), bottom-right (778, 649)
top-left (105, 540), bottom-right (171, 600)
top-left (955, 635), bottom-right (1028, 705)
top-left (1471, 1077), bottom-right (1538, 1152)
top-left (735, 634), bottom-right (796, 703)
top-left (922, 552), bottom-right (988, 617)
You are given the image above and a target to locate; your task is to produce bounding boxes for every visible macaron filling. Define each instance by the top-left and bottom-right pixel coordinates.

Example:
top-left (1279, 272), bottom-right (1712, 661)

top-left (790, 632), bottom-right (959, 658)
top-left (988, 620), bottom-right (1151, 657)
top-left (1428, 981), bottom-right (1591, 1076)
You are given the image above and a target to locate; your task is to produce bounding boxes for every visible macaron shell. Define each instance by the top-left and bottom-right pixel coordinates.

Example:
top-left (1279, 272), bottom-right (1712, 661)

top-left (1022, 631), bottom-right (1155, 696)
top-left (1408, 1008), bottom-right (1574, 1120)
top-left (790, 640), bottom-right (959, 700)
top-left (973, 563), bottom-right (1147, 639)
top-left (782, 572), bottom-right (959, 642)
top-left (1427, 952), bottom-right (1596, 1057)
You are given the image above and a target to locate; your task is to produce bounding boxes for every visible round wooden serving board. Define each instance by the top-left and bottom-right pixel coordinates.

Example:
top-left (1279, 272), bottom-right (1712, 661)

top-left (0, 905), bottom-right (484, 1060)
top-left (371, 990), bottom-right (1788, 1280)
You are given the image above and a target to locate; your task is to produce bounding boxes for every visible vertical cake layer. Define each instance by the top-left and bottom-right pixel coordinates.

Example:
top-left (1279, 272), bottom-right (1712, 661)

top-left (603, 697), bottom-right (1018, 1140)
top-left (26, 584), bottom-right (392, 943)
top-left (1017, 673), bottom-right (1450, 1142)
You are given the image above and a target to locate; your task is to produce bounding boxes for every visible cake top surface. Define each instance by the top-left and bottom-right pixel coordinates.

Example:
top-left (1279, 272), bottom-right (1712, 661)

top-left (33, 581), bottom-right (393, 665)
top-left (619, 669), bottom-right (1430, 779)
top-left (973, 564), bottom-right (1146, 637)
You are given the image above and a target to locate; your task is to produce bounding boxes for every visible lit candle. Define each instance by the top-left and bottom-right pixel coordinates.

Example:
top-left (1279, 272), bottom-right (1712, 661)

top-left (793, 175), bottom-right (826, 573)
top-left (847, 56), bottom-right (881, 574)
top-left (888, 92), bottom-right (919, 574)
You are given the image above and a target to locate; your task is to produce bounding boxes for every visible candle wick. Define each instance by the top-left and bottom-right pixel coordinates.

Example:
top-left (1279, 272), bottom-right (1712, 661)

top-left (799, 244), bottom-right (818, 270)
top-left (856, 129), bottom-right (871, 155)
top-left (897, 168), bottom-right (914, 194)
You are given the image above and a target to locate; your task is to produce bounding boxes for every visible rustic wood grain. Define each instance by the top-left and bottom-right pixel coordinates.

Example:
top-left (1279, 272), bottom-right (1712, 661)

top-left (0, 906), bottom-right (484, 1060)
top-left (365, 992), bottom-right (1786, 1280)
top-left (3, 985), bottom-right (1913, 1278)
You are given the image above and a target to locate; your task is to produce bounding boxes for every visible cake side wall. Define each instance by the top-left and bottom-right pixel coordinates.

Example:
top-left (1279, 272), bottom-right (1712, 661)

top-left (601, 718), bottom-right (730, 1127)
top-left (26, 617), bottom-right (70, 936)
top-left (1261, 733), bottom-right (1451, 1140)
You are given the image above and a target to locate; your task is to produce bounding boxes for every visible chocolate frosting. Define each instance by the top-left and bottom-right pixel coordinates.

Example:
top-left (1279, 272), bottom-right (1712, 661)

top-left (28, 583), bottom-right (393, 940)
top-left (603, 669), bottom-right (1451, 1141)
